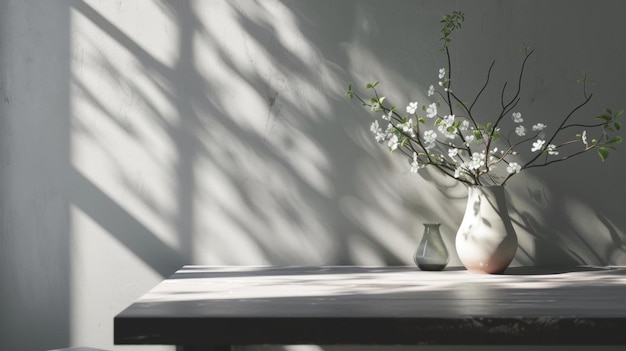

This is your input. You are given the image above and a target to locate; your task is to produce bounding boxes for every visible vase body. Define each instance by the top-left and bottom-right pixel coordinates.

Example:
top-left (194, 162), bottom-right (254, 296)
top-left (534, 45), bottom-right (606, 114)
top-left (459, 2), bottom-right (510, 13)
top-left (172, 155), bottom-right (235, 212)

top-left (455, 185), bottom-right (517, 274)
top-left (414, 223), bottom-right (449, 271)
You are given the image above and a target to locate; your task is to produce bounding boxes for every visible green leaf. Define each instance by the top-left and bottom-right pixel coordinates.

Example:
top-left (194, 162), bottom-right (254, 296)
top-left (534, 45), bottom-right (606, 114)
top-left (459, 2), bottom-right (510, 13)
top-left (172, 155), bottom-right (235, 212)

top-left (596, 115), bottom-right (612, 122)
top-left (366, 81), bottom-right (379, 89)
top-left (473, 130), bottom-right (483, 140)
top-left (346, 83), bottom-right (353, 99)
top-left (614, 121), bottom-right (621, 130)
top-left (492, 130), bottom-right (500, 141)
top-left (418, 117), bottom-right (426, 123)
top-left (400, 137), bottom-right (408, 148)
top-left (378, 96), bottom-right (386, 105)
top-left (598, 147), bottom-right (609, 161)
top-left (607, 136), bottom-right (623, 144)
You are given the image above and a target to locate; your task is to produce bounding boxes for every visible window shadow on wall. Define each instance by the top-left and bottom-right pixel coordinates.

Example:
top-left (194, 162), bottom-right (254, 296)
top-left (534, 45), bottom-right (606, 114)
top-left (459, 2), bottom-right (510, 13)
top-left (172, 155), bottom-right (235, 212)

top-left (65, 1), bottom-right (626, 350)
top-left (68, 0), bottom-right (416, 272)
top-left (68, 0), bottom-right (626, 279)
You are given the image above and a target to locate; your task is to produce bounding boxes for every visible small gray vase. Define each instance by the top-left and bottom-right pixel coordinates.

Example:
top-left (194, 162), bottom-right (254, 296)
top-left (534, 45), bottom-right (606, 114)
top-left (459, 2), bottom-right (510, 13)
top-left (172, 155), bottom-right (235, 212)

top-left (414, 223), bottom-right (449, 271)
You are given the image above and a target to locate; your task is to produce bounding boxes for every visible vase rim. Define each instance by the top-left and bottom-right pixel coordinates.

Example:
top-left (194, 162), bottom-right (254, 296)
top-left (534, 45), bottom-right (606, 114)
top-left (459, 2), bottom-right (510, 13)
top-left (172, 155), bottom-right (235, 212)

top-left (423, 223), bottom-right (441, 226)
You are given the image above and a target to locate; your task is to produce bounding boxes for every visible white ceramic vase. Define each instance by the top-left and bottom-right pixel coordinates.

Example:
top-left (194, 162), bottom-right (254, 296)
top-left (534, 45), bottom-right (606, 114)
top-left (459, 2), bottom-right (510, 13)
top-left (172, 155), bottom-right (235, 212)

top-left (455, 185), bottom-right (517, 274)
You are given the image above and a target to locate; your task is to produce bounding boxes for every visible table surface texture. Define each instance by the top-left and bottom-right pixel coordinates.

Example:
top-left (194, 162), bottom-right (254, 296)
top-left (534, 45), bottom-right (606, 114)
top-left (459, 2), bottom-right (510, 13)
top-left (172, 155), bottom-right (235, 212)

top-left (114, 265), bottom-right (626, 346)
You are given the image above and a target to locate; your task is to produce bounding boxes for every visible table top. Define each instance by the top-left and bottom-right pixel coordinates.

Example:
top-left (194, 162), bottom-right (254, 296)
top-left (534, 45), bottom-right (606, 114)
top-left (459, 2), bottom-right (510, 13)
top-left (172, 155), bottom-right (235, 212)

top-left (114, 265), bottom-right (626, 346)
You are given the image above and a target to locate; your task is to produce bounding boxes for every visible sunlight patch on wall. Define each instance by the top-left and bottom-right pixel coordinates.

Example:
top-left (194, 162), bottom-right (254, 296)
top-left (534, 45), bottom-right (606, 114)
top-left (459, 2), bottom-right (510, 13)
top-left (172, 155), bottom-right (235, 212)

top-left (69, 2), bottom-right (185, 349)
top-left (69, 203), bottom-right (166, 347)
top-left (188, 0), bottom-right (341, 264)
top-left (194, 154), bottom-right (336, 265)
top-left (70, 1), bottom-right (182, 252)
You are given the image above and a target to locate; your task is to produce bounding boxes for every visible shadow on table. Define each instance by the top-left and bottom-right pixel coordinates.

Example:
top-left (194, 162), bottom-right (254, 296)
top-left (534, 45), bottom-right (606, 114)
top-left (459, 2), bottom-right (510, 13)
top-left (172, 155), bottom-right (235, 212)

top-left (502, 266), bottom-right (618, 275)
top-left (166, 265), bottom-right (625, 280)
top-left (167, 266), bottom-right (432, 279)
top-left (168, 265), bottom-right (620, 279)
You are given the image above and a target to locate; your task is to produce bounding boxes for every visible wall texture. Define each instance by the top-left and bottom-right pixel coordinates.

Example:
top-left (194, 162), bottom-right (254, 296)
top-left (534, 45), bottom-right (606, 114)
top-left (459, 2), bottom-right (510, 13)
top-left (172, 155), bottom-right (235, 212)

top-left (2, 1), bottom-right (626, 351)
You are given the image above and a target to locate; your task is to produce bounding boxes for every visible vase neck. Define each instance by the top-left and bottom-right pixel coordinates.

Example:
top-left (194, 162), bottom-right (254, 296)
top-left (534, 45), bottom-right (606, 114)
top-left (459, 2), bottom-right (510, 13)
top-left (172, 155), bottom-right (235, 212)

top-left (467, 185), bottom-right (505, 198)
top-left (466, 185), bottom-right (509, 215)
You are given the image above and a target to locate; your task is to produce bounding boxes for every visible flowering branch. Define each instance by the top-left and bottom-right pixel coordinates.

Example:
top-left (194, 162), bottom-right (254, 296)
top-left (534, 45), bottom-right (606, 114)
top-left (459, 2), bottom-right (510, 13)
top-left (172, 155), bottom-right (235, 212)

top-left (347, 10), bottom-right (622, 187)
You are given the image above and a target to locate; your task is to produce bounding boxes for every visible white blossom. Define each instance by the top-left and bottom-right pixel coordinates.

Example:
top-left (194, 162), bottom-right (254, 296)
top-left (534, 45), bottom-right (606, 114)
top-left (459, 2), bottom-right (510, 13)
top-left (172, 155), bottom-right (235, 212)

top-left (382, 110), bottom-right (392, 121)
top-left (448, 147), bottom-right (459, 159)
top-left (582, 130), bottom-right (588, 147)
top-left (423, 130), bottom-right (437, 149)
top-left (437, 114), bottom-right (457, 139)
top-left (406, 102), bottom-right (418, 114)
top-left (460, 120), bottom-right (470, 131)
top-left (410, 152), bottom-right (421, 173)
top-left (438, 68), bottom-right (446, 79)
top-left (370, 120), bottom-right (380, 134)
top-left (515, 125), bottom-right (526, 137)
top-left (427, 85), bottom-right (435, 97)
top-left (512, 112), bottom-right (524, 123)
top-left (370, 120), bottom-right (386, 142)
top-left (506, 162), bottom-right (521, 174)
top-left (384, 123), bottom-right (394, 138)
top-left (426, 103), bottom-right (437, 118)
top-left (397, 119), bottom-right (416, 138)
top-left (370, 103), bottom-right (380, 112)
top-left (387, 134), bottom-right (399, 151)
top-left (547, 144), bottom-right (559, 156)
top-left (531, 139), bottom-right (545, 152)
top-left (467, 152), bottom-right (486, 170)
top-left (532, 123), bottom-right (547, 131)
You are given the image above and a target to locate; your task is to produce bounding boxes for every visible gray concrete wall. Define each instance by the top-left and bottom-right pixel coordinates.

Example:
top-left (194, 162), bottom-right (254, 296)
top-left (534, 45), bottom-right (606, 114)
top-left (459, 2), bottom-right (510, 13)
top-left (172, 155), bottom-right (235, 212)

top-left (1, 1), bottom-right (72, 350)
top-left (1, 1), bottom-right (625, 350)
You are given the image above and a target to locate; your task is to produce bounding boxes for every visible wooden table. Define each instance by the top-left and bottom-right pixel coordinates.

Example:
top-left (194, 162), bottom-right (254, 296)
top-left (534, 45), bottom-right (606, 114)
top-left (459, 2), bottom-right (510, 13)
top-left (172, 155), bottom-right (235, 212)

top-left (114, 266), bottom-right (626, 350)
